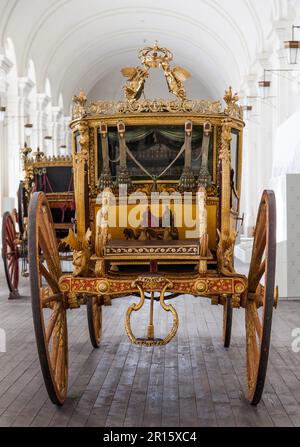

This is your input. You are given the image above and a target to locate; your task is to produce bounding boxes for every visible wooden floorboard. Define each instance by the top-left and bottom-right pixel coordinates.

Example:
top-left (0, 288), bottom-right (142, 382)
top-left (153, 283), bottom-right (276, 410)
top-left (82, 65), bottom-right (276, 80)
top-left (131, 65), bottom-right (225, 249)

top-left (0, 266), bottom-right (300, 427)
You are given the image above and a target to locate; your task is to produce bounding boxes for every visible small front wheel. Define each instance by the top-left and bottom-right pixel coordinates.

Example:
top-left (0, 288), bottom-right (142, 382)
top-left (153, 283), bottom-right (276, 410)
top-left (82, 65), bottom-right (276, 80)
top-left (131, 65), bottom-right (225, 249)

top-left (223, 296), bottom-right (233, 348)
top-left (87, 296), bottom-right (102, 348)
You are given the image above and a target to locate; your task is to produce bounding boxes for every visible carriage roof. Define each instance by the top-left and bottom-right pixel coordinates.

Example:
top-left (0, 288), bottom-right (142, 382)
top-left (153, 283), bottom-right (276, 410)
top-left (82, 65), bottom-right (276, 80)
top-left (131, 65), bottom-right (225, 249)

top-left (70, 42), bottom-right (244, 129)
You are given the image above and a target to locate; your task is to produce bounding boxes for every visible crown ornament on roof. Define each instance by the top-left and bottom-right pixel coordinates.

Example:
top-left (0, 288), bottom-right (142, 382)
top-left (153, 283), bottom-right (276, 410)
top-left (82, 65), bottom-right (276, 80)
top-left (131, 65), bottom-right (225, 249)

top-left (121, 42), bottom-right (191, 102)
top-left (139, 42), bottom-right (173, 68)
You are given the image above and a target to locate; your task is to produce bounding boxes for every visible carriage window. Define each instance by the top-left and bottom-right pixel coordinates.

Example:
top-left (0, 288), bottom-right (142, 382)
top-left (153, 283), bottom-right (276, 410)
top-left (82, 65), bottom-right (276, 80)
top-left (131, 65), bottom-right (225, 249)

top-left (97, 125), bottom-right (214, 182)
top-left (34, 167), bottom-right (74, 193)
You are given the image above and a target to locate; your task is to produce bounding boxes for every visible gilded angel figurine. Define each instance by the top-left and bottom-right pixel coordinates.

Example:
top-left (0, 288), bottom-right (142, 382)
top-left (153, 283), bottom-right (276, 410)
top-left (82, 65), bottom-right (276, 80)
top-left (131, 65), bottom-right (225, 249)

top-left (121, 67), bottom-right (149, 101)
top-left (161, 62), bottom-right (191, 101)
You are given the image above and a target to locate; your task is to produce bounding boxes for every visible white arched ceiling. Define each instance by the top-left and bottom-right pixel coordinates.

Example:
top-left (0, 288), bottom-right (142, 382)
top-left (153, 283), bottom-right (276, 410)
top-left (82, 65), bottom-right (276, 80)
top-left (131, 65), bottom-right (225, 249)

top-left (0, 0), bottom-right (290, 112)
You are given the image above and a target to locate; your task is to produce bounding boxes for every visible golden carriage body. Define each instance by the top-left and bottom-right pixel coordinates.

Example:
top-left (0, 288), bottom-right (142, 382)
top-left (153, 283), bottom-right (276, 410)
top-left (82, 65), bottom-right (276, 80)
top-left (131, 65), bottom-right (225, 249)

top-left (1, 148), bottom-right (75, 299)
top-left (28, 44), bottom-right (277, 407)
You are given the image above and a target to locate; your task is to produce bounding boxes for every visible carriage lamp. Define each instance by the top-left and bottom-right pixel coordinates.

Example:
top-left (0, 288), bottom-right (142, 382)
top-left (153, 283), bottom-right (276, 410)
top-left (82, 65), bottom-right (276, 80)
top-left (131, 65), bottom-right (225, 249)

top-left (258, 80), bottom-right (271, 99)
top-left (24, 123), bottom-right (33, 137)
top-left (0, 106), bottom-right (6, 122)
top-left (44, 135), bottom-right (52, 149)
top-left (258, 67), bottom-right (300, 99)
top-left (284, 25), bottom-right (300, 65)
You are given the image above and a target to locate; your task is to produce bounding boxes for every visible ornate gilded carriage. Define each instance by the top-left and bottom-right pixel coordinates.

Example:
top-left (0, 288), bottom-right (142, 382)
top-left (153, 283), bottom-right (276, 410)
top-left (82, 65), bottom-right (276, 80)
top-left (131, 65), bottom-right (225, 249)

top-left (28, 44), bottom-right (277, 407)
top-left (1, 146), bottom-right (74, 299)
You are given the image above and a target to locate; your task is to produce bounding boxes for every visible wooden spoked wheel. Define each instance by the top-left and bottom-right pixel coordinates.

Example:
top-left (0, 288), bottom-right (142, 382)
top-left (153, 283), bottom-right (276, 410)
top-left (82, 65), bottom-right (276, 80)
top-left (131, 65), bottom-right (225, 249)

top-left (223, 296), bottom-right (233, 348)
top-left (246, 190), bottom-right (276, 406)
top-left (87, 296), bottom-right (102, 348)
top-left (2, 211), bottom-right (20, 299)
top-left (28, 192), bottom-right (68, 406)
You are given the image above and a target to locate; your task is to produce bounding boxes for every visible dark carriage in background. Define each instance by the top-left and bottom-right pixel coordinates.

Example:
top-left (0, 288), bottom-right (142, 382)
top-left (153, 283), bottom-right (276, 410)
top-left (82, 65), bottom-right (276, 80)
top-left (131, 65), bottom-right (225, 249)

top-left (28, 44), bottom-right (278, 407)
top-left (1, 146), bottom-right (75, 299)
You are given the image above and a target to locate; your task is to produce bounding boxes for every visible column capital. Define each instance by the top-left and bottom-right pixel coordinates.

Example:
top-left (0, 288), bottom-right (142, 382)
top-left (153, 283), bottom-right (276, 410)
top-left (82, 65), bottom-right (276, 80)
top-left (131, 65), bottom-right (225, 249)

top-left (256, 50), bottom-right (273, 68)
top-left (52, 106), bottom-right (63, 121)
top-left (18, 77), bottom-right (35, 97)
top-left (36, 93), bottom-right (50, 111)
top-left (0, 54), bottom-right (13, 74)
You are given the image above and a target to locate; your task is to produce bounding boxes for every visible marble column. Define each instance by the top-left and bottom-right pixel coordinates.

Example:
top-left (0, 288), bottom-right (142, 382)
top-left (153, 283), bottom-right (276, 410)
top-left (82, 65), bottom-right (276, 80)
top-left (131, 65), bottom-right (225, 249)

top-left (64, 116), bottom-right (71, 154)
top-left (18, 76), bottom-right (34, 150)
top-left (52, 106), bottom-right (64, 156)
top-left (0, 54), bottom-right (12, 213)
top-left (36, 93), bottom-right (50, 154)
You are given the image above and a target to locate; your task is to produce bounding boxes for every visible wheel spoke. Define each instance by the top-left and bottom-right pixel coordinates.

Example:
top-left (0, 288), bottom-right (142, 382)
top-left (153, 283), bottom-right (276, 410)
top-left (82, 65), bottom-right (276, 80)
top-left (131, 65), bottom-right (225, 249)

top-left (39, 261), bottom-right (60, 294)
top-left (252, 308), bottom-right (263, 341)
top-left (51, 323), bottom-right (60, 374)
top-left (249, 259), bottom-right (266, 292)
top-left (13, 261), bottom-right (19, 288)
top-left (5, 238), bottom-right (15, 250)
top-left (6, 221), bottom-right (15, 242)
top-left (38, 229), bottom-right (60, 282)
top-left (54, 316), bottom-right (66, 391)
top-left (42, 293), bottom-right (63, 308)
top-left (246, 303), bottom-right (260, 382)
top-left (46, 305), bottom-right (61, 344)
top-left (253, 230), bottom-right (266, 263)
top-left (38, 206), bottom-right (61, 274)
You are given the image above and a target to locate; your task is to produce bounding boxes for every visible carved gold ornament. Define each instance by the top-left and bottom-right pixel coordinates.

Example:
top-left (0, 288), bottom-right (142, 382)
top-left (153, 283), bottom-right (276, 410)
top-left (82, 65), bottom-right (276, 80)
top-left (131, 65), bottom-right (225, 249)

top-left (72, 89), bottom-right (87, 119)
top-left (120, 42), bottom-right (191, 102)
top-left (63, 229), bottom-right (92, 277)
top-left (98, 281), bottom-right (110, 294)
top-left (195, 281), bottom-right (207, 294)
top-left (85, 98), bottom-right (222, 117)
top-left (224, 86), bottom-right (243, 120)
top-left (125, 277), bottom-right (179, 347)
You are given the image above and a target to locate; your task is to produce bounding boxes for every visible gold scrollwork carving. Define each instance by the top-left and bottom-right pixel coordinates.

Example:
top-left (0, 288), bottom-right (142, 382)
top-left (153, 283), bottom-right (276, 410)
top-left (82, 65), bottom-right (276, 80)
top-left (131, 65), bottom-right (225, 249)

top-left (72, 90), bottom-right (87, 119)
top-left (82, 99), bottom-right (222, 117)
top-left (224, 86), bottom-right (243, 120)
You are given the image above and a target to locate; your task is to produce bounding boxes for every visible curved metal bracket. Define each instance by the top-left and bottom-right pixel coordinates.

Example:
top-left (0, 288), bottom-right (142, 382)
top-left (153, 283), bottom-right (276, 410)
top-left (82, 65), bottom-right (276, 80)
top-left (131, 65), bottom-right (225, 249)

top-left (125, 278), bottom-right (179, 347)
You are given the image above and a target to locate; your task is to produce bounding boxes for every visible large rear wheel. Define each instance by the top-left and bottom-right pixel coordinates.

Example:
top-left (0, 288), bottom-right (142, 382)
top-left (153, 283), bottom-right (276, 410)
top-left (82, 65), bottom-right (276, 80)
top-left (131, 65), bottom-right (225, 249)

top-left (28, 192), bottom-right (68, 406)
top-left (246, 190), bottom-right (276, 406)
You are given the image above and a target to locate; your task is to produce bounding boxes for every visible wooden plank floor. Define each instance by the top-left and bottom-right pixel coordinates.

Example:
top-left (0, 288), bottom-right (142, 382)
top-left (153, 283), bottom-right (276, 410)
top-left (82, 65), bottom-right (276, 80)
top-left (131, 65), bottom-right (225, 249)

top-left (0, 266), bottom-right (300, 427)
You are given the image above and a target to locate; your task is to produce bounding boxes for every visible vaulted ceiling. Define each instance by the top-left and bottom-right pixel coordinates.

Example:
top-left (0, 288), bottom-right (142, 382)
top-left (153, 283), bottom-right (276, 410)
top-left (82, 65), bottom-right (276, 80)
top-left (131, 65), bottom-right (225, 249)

top-left (0, 0), bottom-right (296, 111)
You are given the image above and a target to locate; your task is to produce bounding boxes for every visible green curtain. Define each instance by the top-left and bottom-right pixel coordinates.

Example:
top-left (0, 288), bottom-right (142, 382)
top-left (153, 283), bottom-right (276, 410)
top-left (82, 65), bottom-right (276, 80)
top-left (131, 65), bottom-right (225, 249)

top-left (107, 126), bottom-right (202, 144)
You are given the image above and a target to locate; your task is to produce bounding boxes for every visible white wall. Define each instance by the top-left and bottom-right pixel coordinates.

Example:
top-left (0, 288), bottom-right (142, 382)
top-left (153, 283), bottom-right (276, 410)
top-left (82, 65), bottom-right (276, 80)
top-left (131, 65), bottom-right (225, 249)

top-left (270, 174), bottom-right (300, 300)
